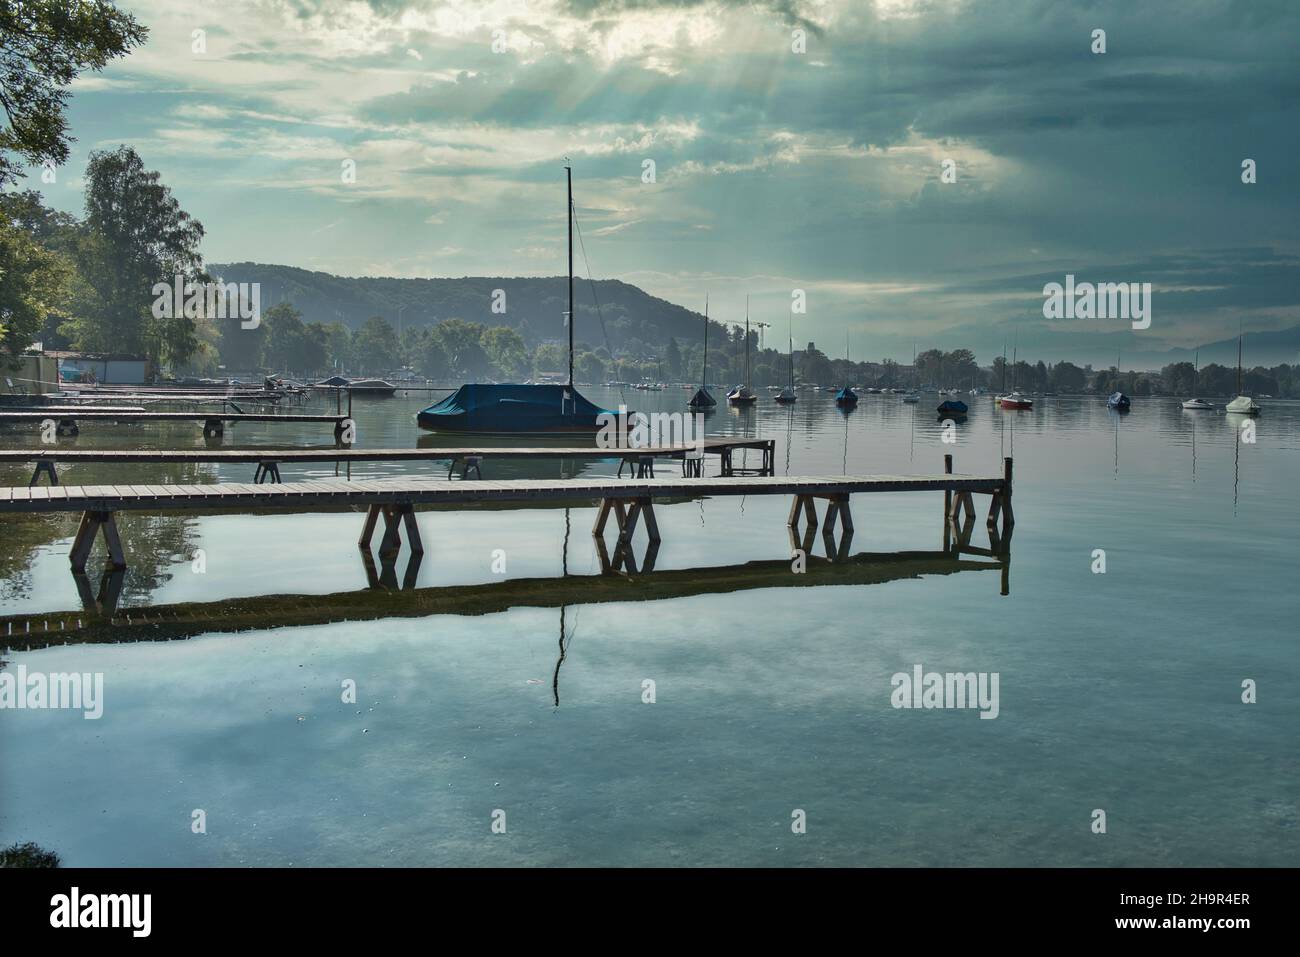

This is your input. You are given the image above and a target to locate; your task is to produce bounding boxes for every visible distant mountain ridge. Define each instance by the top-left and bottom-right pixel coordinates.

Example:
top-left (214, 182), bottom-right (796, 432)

top-left (211, 263), bottom-right (1300, 369)
top-left (210, 262), bottom-right (717, 354)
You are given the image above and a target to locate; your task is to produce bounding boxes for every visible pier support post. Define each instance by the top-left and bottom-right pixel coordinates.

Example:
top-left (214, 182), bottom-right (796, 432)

top-left (1001, 457), bottom-right (1014, 530)
top-left (29, 460), bottom-right (58, 487)
top-left (68, 510), bottom-right (126, 572)
top-left (787, 495), bottom-right (819, 533)
top-left (360, 503), bottom-right (422, 559)
top-left (202, 417), bottom-right (224, 438)
top-left (449, 455), bottom-right (483, 480)
top-left (57, 418), bottom-right (78, 436)
top-left (253, 460), bottom-right (282, 483)
top-left (359, 504), bottom-right (381, 548)
top-left (378, 506), bottom-right (403, 558)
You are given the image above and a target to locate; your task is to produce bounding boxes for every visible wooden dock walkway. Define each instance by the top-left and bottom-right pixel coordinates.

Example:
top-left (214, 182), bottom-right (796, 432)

top-left (0, 456), bottom-right (1013, 575)
top-left (0, 438), bottom-right (777, 485)
top-left (0, 409), bottom-right (349, 438)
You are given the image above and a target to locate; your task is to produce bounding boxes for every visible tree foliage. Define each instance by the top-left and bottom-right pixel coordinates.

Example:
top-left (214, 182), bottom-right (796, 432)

top-left (0, 0), bottom-right (146, 185)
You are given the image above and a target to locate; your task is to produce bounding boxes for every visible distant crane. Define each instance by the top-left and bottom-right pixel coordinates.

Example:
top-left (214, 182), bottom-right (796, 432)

top-left (751, 320), bottom-right (771, 349)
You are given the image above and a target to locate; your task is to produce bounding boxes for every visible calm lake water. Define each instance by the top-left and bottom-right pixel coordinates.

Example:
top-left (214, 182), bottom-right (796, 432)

top-left (1, 387), bottom-right (1297, 866)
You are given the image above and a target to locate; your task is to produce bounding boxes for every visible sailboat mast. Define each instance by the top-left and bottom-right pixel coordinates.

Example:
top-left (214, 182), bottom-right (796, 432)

top-left (702, 295), bottom-right (709, 389)
top-left (789, 317), bottom-right (794, 389)
top-left (1237, 331), bottom-right (1243, 393)
top-left (745, 295), bottom-right (751, 388)
top-left (566, 165), bottom-right (574, 389)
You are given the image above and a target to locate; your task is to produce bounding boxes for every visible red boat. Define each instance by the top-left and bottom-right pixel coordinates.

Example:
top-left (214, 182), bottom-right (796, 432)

top-left (998, 391), bottom-right (1034, 410)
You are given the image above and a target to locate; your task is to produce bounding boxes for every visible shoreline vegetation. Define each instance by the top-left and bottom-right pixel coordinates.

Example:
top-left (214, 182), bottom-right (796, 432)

top-left (0, 842), bottom-right (61, 868)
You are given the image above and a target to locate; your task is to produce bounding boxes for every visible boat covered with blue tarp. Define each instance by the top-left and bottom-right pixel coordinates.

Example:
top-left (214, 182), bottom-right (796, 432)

top-left (417, 383), bottom-right (620, 434)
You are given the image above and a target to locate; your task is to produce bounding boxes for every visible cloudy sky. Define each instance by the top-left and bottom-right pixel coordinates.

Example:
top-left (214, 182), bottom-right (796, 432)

top-left (28, 0), bottom-right (1300, 364)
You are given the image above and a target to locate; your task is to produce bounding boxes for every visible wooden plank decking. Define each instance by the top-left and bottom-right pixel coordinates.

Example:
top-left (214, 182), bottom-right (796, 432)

top-left (0, 437), bottom-right (777, 483)
top-left (0, 472), bottom-right (1005, 513)
top-left (0, 410), bottom-right (345, 423)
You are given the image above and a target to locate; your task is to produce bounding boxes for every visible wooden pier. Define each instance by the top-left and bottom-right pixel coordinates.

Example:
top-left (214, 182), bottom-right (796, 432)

top-left (0, 457), bottom-right (1013, 578)
top-left (0, 409), bottom-right (350, 438)
top-left (0, 437), bottom-right (777, 485)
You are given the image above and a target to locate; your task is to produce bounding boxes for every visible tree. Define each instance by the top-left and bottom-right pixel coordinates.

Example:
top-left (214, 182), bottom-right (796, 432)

top-left (319, 320), bottom-right (352, 371)
top-left (665, 336), bottom-right (682, 379)
top-left (65, 146), bottom-right (206, 368)
top-left (435, 318), bottom-right (491, 377)
top-left (576, 351), bottom-right (605, 384)
top-left (352, 315), bottom-right (399, 373)
top-left (0, 212), bottom-right (72, 353)
top-left (1160, 361), bottom-right (1197, 396)
top-left (481, 325), bottom-right (527, 379)
top-left (0, 1), bottom-right (146, 186)
top-left (1049, 360), bottom-right (1086, 393)
top-left (417, 333), bottom-right (448, 379)
top-left (260, 303), bottom-right (324, 373)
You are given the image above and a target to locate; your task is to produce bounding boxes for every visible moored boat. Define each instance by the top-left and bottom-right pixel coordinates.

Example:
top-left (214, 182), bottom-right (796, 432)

top-left (418, 166), bottom-right (627, 433)
top-left (998, 391), bottom-right (1034, 410)
top-left (1107, 391), bottom-right (1131, 412)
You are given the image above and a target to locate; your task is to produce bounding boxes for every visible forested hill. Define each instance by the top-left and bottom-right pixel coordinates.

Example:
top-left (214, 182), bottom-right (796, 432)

top-left (210, 262), bottom-right (717, 353)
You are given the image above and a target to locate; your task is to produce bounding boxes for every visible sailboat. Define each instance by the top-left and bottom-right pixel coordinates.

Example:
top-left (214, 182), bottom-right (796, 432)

top-left (902, 342), bottom-right (920, 402)
top-left (688, 295), bottom-right (716, 409)
top-left (417, 167), bottom-right (625, 434)
top-left (1182, 350), bottom-right (1214, 409)
top-left (1107, 350), bottom-right (1131, 411)
top-left (998, 342), bottom-right (1033, 409)
top-left (1225, 330), bottom-right (1261, 415)
top-left (726, 297), bottom-right (758, 405)
top-left (834, 333), bottom-right (858, 406)
top-left (775, 316), bottom-right (797, 404)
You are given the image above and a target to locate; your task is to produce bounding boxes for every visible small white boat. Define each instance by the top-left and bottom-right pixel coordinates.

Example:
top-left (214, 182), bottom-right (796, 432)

top-left (1225, 395), bottom-right (1260, 415)
top-left (1181, 398), bottom-right (1214, 410)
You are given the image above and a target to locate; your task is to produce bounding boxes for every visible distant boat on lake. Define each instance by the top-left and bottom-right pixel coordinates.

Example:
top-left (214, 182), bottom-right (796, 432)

top-left (775, 317), bottom-right (797, 404)
top-left (727, 299), bottom-right (758, 406)
top-left (313, 375), bottom-right (397, 396)
top-left (1107, 392), bottom-right (1131, 412)
top-left (1182, 398), bottom-right (1214, 410)
top-left (938, 398), bottom-right (968, 417)
top-left (689, 295), bottom-right (717, 410)
top-left (1225, 330), bottom-right (1261, 416)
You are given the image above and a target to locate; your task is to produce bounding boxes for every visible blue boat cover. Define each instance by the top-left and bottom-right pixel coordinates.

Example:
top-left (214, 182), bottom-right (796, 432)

top-left (835, 386), bottom-right (858, 403)
top-left (938, 399), bottom-right (969, 415)
top-left (417, 383), bottom-right (620, 433)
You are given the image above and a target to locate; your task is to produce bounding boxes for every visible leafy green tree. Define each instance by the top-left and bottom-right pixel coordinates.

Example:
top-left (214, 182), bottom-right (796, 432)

top-left (0, 212), bottom-right (72, 353)
top-left (1160, 361), bottom-right (1197, 395)
top-left (352, 315), bottom-right (399, 374)
top-left (432, 318), bottom-right (491, 377)
top-left (576, 350), bottom-right (605, 384)
top-left (665, 336), bottom-right (682, 379)
top-left (1049, 360), bottom-right (1086, 393)
top-left (0, 1), bottom-right (146, 186)
top-left (417, 333), bottom-right (448, 379)
top-left (481, 325), bottom-right (528, 379)
top-left (65, 146), bottom-right (206, 368)
top-left (532, 342), bottom-right (566, 377)
top-left (259, 303), bottom-right (325, 373)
